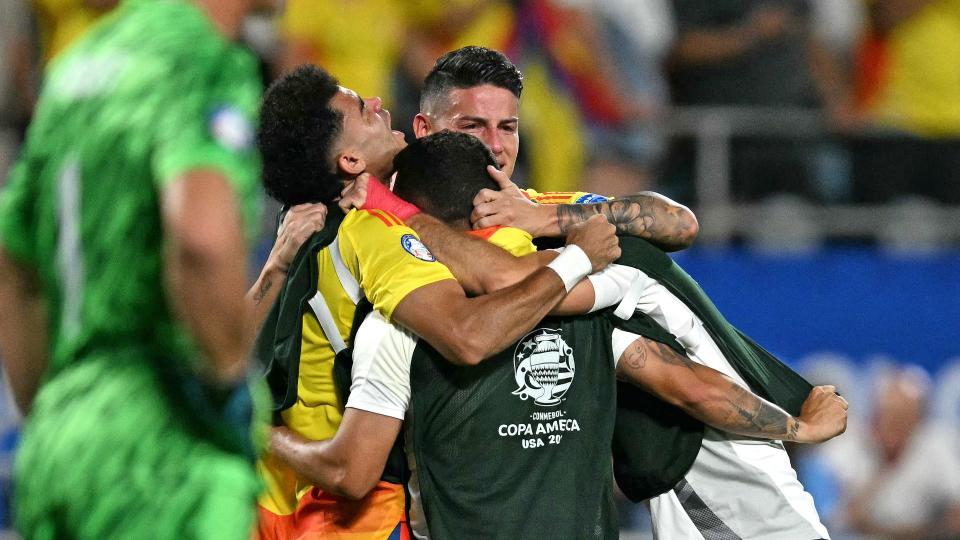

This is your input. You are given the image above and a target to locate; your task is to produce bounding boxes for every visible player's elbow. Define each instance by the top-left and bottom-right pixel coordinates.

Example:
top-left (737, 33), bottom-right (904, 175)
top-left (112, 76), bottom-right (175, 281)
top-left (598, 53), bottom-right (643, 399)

top-left (661, 207), bottom-right (699, 252)
top-left (444, 341), bottom-right (486, 366)
top-left (677, 208), bottom-right (699, 248)
top-left (326, 468), bottom-right (379, 501)
top-left (442, 330), bottom-right (488, 366)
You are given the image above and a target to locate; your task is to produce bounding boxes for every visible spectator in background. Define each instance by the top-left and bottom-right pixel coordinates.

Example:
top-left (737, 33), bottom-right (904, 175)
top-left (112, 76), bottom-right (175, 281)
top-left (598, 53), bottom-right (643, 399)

top-left (849, 0), bottom-right (960, 204)
top-left (549, 0), bottom-right (676, 198)
top-left (275, 0), bottom-right (407, 101)
top-left (821, 366), bottom-right (960, 538)
top-left (665, 0), bottom-right (851, 202)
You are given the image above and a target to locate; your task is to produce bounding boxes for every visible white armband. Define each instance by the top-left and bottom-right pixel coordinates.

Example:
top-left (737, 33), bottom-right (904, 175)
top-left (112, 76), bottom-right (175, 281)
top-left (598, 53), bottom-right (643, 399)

top-left (546, 244), bottom-right (592, 292)
top-left (586, 264), bottom-right (640, 312)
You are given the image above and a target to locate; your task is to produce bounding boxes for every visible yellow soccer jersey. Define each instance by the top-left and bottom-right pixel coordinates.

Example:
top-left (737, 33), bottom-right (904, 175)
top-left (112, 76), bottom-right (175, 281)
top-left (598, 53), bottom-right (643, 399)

top-left (469, 225), bottom-right (537, 257)
top-left (260, 208), bottom-right (455, 515)
top-left (523, 189), bottom-right (611, 205)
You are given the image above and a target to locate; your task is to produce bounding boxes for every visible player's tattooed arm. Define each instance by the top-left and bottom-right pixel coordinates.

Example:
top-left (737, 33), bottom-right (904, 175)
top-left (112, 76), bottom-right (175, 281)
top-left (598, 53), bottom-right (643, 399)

top-left (557, 192), bottom-right (698, 252)
top-left (617, 336), bottom-right (847, 443)
top-left (469, 168), bottom-right (697, 250)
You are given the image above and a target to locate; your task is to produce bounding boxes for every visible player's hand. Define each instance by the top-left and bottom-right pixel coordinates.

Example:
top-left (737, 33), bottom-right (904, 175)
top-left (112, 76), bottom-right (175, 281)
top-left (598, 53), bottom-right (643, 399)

top-left (796, 385), bottom-right (848, 443)
top-left (269, 203), bottom-right (327, 273)
top-left (565, 214), bottom-right (620, 273)
top-left (338, 173), bottom-right (372, 213)
top-left (471, 165), bottom-right (546, 234)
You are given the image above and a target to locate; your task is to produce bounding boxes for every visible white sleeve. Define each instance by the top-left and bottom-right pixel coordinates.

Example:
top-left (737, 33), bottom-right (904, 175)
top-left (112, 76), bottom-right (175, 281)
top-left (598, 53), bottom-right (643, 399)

top-left (611, 328), bottom-right (643, 369)
top-left (586, 263), bottom-right (641, 312)
top-left (345, 311), bottom-right (418, 420)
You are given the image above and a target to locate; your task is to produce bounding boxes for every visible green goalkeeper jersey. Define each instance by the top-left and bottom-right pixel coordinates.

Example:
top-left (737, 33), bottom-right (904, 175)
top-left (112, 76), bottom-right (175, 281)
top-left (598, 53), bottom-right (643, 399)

top-left (0, 0), bottom-right (262, 377)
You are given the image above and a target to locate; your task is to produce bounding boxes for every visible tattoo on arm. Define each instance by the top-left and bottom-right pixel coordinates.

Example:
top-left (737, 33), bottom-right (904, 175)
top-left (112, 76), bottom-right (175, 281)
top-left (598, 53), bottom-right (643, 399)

top-left (556, 194), bottom-right (695, 249)
top-left (622, 340), bottom-right (647, 369)
top-left (252, 277), bottom-right (273, 306)
top-left (726, 383), bottom-right (800, 441)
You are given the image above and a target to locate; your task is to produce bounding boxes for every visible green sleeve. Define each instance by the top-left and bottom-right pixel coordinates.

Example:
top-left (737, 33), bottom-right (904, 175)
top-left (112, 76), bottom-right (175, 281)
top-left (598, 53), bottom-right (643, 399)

top-left (151, 49), bottom-right (262, 239)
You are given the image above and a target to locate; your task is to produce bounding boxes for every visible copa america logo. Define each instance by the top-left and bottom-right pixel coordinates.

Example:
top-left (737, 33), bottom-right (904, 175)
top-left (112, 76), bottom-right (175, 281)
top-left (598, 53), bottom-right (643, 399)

top-left (512, 329), bottom-right (575, 406)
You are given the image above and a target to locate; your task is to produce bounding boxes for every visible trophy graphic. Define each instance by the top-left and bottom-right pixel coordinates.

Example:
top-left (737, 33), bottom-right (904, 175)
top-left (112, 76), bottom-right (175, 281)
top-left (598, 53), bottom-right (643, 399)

top-left (513, 329), bottom-right (575, 406)
top-left (530, 333), bottom-right (562, 405)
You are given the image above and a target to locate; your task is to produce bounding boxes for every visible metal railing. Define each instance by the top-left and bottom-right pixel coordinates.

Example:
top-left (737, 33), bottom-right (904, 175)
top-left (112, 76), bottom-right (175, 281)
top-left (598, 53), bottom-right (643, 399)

top-left (666, 106), bottom-right (960, 247)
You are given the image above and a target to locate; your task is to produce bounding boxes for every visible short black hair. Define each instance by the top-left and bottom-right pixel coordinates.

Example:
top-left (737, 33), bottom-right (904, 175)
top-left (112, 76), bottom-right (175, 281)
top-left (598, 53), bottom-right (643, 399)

top-left (392, 131), bottom-right (499, 223)
top-left (420, 46), bottom-right (523, 114)
top-left (259, 65), bottom-right (344, 206)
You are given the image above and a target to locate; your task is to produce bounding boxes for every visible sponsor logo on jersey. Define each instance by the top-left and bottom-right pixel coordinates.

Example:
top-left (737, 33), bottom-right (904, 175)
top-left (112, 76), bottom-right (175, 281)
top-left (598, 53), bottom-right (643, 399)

top-left (209, 107), bottom-right (254, 151)
top-left (574, 193), bottom-right (609, 204)
top-left (400, 234), bottom-right (436, 262)
top-left (512, 329), bottom-right (575, 406)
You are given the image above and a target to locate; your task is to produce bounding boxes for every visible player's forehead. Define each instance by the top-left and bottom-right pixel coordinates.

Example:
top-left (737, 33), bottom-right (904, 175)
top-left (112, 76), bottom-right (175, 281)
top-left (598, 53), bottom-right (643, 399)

top-left (441, 84), bottom-right (519, 123)
top-left (331, 87), bottom-right (362, 118)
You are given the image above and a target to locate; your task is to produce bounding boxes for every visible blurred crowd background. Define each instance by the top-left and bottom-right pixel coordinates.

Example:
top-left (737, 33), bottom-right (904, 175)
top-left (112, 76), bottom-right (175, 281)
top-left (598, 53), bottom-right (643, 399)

top-left (1, 0), bottom-right (959, 538)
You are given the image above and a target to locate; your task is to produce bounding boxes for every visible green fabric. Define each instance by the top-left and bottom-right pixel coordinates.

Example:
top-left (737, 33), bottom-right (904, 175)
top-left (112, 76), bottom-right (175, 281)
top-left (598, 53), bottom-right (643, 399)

top-left (608, 236), bottom-right (814, 502)
top-left (614, 237), bottom-right (813, 413)
top-left (14, 353), bottom-right (260, 539)
top-left (255, 208), bottom-right (345, 412)
top-left (605, 309), bottom-right (705, 503)
top-left (0, 0), bottom-right (262, 378)
top-left (409, 314), bottom-right (619, 540)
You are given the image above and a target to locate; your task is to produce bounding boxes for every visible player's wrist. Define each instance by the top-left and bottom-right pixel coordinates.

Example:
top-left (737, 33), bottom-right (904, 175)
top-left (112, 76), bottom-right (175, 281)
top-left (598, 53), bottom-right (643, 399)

top-left (535, 204), bottom-right (562, 237)
top-left (790, 417), bottom-right (807, 443)
top-left (264, 251), bottom-right (291, 275)
top-left (546, 245), bottom-right (592, 292)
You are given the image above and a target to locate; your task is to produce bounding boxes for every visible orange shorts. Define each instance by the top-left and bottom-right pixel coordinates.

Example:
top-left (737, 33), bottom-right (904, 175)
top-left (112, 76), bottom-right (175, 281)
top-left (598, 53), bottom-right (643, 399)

top-left (256, 481), bottom-right (409, 540)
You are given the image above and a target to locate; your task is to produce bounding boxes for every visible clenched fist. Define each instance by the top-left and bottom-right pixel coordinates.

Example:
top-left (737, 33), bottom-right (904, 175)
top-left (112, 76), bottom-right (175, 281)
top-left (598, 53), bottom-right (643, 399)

top-left (564, 214), bottom-right (620, 273)
top-left (796, 385), bottom-right (848, 444)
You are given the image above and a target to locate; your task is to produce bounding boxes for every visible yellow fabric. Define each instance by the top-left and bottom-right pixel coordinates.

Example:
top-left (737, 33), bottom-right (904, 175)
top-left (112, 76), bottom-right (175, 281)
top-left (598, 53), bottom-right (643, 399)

top-left (402, 0), bottom-right (515, 51)
top-left (520, 60), bottom-right (586, 193)
top-left (32, 0), bottom-right (111, 63)
top-left (524, 189), bottom-right (599, 204)
top-left (278, 0), bottom-right (406, 103)
top-left (259, 209), bottom-right (454, 515)
top-left (870, 0), bottom-right (960, 135)
top-left (484, 227), bottom-right (536, 256)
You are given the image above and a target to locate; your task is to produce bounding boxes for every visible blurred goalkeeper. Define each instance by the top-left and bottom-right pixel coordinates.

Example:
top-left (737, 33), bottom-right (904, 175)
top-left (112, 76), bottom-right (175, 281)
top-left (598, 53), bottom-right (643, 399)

top-left (0, 0), bottom-right (280, 537)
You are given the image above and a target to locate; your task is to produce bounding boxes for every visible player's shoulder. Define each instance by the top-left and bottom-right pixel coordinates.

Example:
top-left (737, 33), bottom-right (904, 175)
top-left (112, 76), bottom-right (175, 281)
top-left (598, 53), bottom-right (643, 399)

top-left (342, 208), bottom-right (409, 233)
top-left (121, 1), bottom-right (254, 73)
top-left (341, 209), bottom-right (438, 261)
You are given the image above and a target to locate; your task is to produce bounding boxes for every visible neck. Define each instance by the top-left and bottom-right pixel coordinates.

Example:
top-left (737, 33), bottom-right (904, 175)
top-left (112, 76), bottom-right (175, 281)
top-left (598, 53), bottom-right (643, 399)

top-left (194, 0), bottom-right (247, 40)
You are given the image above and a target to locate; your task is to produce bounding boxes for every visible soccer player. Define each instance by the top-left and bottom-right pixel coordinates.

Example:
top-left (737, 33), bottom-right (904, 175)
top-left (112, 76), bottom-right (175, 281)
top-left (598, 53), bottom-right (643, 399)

top-left (269, 131), bottom-right (848, 538)
top-left (413, 46), bottom-right (699, 248)
top-left (416, 46), bottom-right (840, 539)
top-left (254, 66), bottom-right (621, 539)
top-left (0, 0), bottom-right (279, 537)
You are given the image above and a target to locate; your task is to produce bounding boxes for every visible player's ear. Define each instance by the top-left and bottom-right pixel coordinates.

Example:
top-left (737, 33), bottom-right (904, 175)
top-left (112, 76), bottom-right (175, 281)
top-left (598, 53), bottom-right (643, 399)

top-left (412, 113), bottom-right (431, 139)
top-left (336, 151), bottom-right (366, 176)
